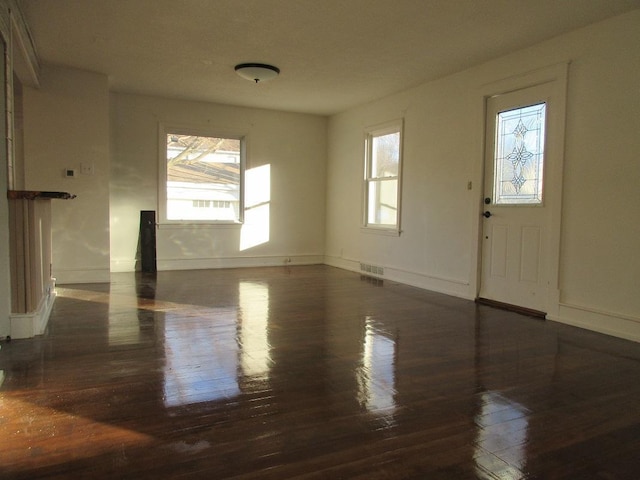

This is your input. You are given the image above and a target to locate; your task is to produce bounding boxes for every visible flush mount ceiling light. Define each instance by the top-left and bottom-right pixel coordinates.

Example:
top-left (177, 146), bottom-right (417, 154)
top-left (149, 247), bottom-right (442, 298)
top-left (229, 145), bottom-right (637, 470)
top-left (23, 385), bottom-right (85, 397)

top-left (234, 63), bottom-right (280, 83)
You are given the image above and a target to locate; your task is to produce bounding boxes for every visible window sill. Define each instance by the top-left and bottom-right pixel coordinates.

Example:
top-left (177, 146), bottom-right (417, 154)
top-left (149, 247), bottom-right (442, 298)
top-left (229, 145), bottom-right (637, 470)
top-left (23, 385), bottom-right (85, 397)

top-left (158, 222), bottom-right (242, 230)
top-left (361, 226), bottom-right (401, 237)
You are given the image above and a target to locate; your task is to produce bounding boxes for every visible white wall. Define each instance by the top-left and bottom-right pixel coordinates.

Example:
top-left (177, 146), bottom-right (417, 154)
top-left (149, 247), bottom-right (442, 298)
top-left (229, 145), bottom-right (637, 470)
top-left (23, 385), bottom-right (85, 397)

top-left (325, 10), bottom-right (640, 341)
top-left (555, 11), bottom-right (640, 339)
top-left (326, 80), bottom-right (477, 298)
top-left (23, 65), bottom-right (111, 284)
top-left (110, 93), bottom-right (327, 272)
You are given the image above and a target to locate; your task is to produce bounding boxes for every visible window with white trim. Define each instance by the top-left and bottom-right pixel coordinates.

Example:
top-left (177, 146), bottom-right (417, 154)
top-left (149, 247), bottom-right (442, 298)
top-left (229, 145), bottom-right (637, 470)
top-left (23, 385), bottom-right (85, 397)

top-left (159, 127), bottom-right (245, 224)
top-left (363, 120), bottom-right (403, 232)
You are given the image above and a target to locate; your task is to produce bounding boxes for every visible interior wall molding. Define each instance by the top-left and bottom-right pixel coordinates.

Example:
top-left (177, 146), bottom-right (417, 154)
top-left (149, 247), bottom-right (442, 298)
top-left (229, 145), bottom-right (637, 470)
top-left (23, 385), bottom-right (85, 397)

top-left (157, 254), bottom-right (324, 272)
top-left (7, 0), bottom-right (40, 87)
top-left (324, 255), bottom-right (472, 300)
top-left (10, 280), bottom-right (55, 339)
top-left (53, 268), bottom-right (111, 285)
top-left (548, 302), bottom-right (640, 343)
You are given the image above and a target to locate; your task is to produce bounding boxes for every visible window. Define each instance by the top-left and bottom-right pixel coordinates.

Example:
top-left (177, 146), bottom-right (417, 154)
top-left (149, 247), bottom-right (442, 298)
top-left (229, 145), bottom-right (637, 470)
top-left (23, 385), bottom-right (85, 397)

top-left (160, 127), bottom-right (245, 223)
top-left (493, 103), bottom-right (546, 205)
top-left (363, 120), bottom-right (403, 232)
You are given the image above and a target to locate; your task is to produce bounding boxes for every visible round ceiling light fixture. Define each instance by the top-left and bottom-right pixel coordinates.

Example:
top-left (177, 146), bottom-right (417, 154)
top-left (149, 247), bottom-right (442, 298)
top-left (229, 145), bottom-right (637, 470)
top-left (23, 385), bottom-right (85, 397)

top-left (234, 63), bottom-right (280, 83)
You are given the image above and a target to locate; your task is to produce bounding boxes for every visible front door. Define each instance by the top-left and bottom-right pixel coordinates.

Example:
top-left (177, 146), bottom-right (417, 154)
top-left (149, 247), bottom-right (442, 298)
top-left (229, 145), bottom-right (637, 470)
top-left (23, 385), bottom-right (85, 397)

top-left (479, 82), bottom-right (555, 314)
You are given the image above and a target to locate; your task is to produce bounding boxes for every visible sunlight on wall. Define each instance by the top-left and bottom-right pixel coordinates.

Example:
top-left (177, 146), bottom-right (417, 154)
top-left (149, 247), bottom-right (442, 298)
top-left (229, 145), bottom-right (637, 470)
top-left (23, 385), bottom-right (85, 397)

top-left (239, 281), bottom-right (271, 379)
top-left (240, 164), bottom-right (270, 251)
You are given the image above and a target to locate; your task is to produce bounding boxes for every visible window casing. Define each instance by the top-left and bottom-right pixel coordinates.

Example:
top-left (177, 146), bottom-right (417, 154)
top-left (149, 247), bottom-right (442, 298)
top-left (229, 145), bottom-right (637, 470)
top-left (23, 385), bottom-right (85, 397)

top-left (363, 120), bottom-right (403, 233)
top-left (159, 125), bottom-right (245, 225)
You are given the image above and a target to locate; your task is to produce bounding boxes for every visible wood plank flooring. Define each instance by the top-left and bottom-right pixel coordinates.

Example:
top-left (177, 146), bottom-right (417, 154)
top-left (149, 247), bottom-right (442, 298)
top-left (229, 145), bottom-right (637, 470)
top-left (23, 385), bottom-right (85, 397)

top-left (1, 265), bottom-right (639, 479)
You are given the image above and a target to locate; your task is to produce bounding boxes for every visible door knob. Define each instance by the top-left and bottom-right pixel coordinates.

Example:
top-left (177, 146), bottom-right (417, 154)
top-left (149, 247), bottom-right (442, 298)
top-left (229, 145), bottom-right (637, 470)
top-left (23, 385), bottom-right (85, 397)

top-left (483, 211), bottom-right (492, 218)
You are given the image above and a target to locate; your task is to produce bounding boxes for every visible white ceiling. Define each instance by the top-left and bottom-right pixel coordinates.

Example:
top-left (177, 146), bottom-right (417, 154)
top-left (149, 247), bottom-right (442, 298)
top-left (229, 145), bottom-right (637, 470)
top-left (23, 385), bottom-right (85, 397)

top-left (20, 0), bottom-right (640, 116)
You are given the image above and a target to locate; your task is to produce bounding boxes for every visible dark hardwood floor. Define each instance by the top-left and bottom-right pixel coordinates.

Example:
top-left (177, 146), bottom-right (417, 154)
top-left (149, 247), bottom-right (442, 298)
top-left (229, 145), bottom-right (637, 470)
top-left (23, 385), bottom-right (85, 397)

top-left (1, 265), bottom-right (639, 479)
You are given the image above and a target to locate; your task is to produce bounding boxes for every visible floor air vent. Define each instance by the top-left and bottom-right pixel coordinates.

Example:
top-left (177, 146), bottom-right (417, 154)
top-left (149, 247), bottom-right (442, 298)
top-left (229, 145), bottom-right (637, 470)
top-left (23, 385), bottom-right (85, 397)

top-left (359, 263), bottom-right (385, 276)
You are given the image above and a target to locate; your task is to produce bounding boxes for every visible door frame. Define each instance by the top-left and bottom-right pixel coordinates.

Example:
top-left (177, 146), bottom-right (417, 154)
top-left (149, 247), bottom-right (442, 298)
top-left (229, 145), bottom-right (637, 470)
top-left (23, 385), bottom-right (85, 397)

top-left (471, 63), bottom-right (569, 318)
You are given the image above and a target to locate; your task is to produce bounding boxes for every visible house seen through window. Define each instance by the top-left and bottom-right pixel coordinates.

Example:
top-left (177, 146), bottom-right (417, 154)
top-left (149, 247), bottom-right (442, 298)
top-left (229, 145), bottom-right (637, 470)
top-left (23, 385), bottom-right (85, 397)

top-left (164, 133), bottom-right (243, 223)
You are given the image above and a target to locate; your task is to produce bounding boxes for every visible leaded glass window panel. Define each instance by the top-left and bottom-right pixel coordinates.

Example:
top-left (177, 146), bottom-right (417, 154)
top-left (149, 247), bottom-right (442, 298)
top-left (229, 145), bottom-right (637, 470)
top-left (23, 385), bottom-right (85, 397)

top-left (493, 103), bottom-right (546, 205)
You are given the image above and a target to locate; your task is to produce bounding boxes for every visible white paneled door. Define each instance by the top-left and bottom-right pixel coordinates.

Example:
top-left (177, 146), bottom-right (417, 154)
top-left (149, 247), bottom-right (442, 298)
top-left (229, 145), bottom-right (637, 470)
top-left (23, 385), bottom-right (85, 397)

top-left (480, 82), bottom-right (558, 314)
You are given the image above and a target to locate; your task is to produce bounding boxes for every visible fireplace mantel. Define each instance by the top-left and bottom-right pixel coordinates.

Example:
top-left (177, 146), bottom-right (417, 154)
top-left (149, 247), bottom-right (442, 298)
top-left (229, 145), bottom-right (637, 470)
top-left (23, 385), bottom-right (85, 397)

top-left (8, 190), bottom-right (76, 200)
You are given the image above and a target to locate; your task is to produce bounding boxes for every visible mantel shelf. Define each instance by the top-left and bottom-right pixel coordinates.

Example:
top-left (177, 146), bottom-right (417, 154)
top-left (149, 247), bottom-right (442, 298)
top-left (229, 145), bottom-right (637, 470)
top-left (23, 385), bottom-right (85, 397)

top-left (7, 190), bottom-right (76, 200)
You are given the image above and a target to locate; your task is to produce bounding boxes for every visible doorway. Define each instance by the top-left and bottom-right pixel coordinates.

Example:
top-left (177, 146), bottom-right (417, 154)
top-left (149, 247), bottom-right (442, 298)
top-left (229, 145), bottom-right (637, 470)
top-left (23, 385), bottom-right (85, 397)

top-left (478, 66), bottom-right (568, 316)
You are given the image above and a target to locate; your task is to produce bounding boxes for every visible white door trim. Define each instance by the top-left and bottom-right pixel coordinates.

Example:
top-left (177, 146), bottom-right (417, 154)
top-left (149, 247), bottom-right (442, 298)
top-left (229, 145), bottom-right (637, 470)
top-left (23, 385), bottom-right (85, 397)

top-left (470, 63), bottom-right (569, 317)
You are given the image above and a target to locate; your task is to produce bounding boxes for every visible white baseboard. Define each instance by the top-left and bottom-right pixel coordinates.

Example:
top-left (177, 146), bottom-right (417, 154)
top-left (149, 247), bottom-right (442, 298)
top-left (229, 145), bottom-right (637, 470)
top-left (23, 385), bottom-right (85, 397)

top-left (53, 268), bottom-right (111, 284)
top-left (324, 255), bottom-right (473, 300)
top-left (158, 254), bottom-right (324, 272)
top-left (110, 258), bottom-right (137, 273)
top-left (10, 282), bottom-right (57, 339)
top-left (548, 302), bottom-right (640, 343)
top-left (112, 256), bottom-right (327, 273)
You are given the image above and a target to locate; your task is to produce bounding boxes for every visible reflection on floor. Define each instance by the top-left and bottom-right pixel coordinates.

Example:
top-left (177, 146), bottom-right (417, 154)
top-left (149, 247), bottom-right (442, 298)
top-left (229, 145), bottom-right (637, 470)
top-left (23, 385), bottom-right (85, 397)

top-left (1, 265), bottom-right (639, 479)
top-left (356, 316), bottom-right (397, 416)
top-left (475, 391), bottom-right (529, 478)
